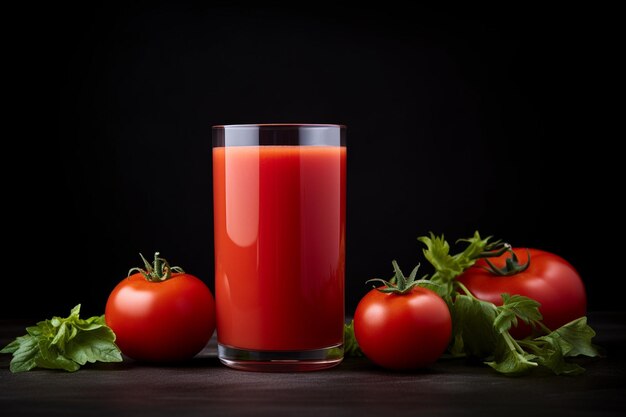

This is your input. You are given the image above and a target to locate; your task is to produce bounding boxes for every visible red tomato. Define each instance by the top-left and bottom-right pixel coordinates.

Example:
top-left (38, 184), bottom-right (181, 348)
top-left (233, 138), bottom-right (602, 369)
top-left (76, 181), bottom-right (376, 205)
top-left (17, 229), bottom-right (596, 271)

top-left (354, 286), bottom-right (452, 370)
top-left (458, 248), bottom-right (586, 338)
top-left (105, 255), bottom-right (215, 362)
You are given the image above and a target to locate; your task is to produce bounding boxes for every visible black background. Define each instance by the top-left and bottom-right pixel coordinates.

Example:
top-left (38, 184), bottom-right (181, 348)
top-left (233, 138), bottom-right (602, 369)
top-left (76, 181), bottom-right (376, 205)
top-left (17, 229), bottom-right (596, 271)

top-left (3, 2), bottom-right (620, 319)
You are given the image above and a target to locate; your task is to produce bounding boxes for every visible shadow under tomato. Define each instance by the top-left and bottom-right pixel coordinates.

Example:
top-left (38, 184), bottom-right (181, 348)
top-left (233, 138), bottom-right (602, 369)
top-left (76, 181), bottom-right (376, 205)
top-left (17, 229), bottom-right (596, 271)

top-left (340, 356), bottom-right (449, 375)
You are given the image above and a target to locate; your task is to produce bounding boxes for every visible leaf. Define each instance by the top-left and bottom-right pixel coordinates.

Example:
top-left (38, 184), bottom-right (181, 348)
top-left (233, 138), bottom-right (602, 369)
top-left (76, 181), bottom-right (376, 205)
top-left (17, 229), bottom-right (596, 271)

top-left (88, 315), bottom-right (106, 325)
top-left (539, 317), bottom-right (600, 358)
top-left (452, 231), bottom-right (493, 271)
top-left (50, 322), bottom-right (68, 350)
top-left (5, 336), bottom-right (39, 373)
top-left (501, 294), bottom-right (543, 323)
top-left (485, 334), bottom-right (538, 375)
top-left (73, 314), bottom-right (107, 331)
top-left (36, 340), bottom-right (80, 372)
top-left (451, 295), bottom-right (498, 358)
top-left (391, 261), bottom-right (407, 289)
top-left (416, 280), bottom-right (450, 299)
top-left (35, 320), bottom-right (55, 339)
top-left (25, 326), bottom-right (43, 337)
top-left (524, 337), bottom-right (585, 375)
top-left (1, 339), bottom-right (20, 354)
top-left (419, 233), bottom-right (463, 284)
top-left (65, 326), bottom-right (122, 365)
top-left (343, 320), bottom-right (362, 357)
top-left (408, 264), bottom-right (420, 282)
top-left (485, 354), bottom-right (537, 375)
top-left (501, 316), bottom-right (601, 376)
top-left (493, 309), bottom-right (517, 334)
top-left (419, 231), bottom-right (492, 287)
top-left (448, 296), bottom-right (466, 357)
top-left (494, 294), bottom-right (542, 334)
top-left (485, 348), bottom-right (537, 375)
top-left (1, 305), bottom-right (122, 373)
top-left (69, 304), bottom-right (82, 321)
top-left (448, 332), bottom-right (465, 357)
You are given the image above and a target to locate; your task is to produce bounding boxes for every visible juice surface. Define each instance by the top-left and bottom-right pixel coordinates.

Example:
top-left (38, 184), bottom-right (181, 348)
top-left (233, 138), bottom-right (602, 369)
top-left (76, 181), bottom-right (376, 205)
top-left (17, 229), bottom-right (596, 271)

top-left (213, 145), bottom-right (346, 351)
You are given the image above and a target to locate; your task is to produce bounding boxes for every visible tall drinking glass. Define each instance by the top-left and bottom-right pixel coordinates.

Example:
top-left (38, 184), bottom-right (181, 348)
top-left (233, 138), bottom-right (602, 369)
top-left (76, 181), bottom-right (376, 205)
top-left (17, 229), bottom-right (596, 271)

top-left (212, 124), bottom-right (346, 371)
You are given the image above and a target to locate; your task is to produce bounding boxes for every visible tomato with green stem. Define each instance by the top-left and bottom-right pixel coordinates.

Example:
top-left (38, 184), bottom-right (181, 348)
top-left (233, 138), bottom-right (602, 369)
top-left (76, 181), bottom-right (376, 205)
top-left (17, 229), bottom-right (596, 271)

top-left (457, 247), bottom-right (586, 338)
top-left (354, 261), bottom-right (452, 370)
top-left (105, 253), bottom-right (215, 362)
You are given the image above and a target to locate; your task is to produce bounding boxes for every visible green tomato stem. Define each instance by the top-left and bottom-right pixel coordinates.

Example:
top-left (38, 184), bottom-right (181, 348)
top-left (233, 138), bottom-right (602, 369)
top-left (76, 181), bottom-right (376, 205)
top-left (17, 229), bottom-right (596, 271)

top-left (483, 248), bottom-right (531, 276)
top-left (456, 281), bottom-right (478, 299)
top-left (127, 252), bottom-right (185, 282)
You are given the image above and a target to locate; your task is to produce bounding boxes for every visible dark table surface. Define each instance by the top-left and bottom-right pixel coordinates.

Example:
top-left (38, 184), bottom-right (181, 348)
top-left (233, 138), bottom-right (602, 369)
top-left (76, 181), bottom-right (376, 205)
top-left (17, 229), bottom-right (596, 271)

top-left (1, 313), bottom-right (625, 417)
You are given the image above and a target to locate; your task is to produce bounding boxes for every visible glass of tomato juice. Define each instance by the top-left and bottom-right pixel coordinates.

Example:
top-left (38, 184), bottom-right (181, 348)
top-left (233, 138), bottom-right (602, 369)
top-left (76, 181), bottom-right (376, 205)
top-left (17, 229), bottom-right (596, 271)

top-left (212, 124), bottom-right (346, 371)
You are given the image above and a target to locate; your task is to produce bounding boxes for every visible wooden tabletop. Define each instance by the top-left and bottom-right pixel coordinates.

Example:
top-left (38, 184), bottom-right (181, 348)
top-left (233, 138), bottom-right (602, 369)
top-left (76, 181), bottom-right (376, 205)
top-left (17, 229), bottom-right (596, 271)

top-left (1, 313), bottom-right (625, 416)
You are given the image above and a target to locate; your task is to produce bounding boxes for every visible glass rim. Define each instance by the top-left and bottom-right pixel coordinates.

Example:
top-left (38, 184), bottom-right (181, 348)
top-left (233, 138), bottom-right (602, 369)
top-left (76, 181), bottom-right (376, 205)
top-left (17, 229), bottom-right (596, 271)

top-left (212, 123), bottom-right (346, 129)
top-left (212, 123), bottom-right (346, 147)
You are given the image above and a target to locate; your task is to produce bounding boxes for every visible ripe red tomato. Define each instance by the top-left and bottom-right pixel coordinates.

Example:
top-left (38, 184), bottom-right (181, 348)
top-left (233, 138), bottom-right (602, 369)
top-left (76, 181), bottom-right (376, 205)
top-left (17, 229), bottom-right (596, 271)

top-left (105, 254), bottom-right (215, 362)
top-left (458, 248), bottom-right (586, 338)
top-left (354, 286), bottom-right (452, 370)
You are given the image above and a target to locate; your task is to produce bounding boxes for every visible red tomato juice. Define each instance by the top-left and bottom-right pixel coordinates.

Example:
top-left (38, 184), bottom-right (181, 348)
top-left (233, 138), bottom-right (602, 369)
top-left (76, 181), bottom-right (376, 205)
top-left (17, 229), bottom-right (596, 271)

top-left (213, 145), bottom-right (346, 351)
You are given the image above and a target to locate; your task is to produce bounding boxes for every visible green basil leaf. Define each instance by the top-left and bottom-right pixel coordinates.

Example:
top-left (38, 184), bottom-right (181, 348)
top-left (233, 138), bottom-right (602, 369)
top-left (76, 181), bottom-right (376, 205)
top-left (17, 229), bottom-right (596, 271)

top-left (5, 335), bottom-right (40, 373)
top-left (36, 340), bottom-right (80, 372)
top-left (1, 305), bottom-right (122, 373)
top-left (65, 326), bottom-right (122, 365)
